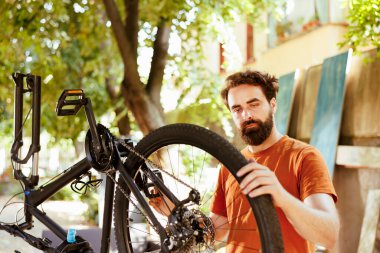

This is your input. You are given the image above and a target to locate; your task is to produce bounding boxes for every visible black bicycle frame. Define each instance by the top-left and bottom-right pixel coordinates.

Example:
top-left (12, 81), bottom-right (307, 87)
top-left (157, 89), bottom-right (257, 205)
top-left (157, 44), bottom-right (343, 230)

top-left (25, 159), bottom-right (92, 238)
top-left (18, 150), bottom-right (172, 253)
top-left (5, 73), bottom-right (178, 252)
top-left (5, 73), bottom-right (117, 252)
top-left (10, 157), bottom-right (113, 253)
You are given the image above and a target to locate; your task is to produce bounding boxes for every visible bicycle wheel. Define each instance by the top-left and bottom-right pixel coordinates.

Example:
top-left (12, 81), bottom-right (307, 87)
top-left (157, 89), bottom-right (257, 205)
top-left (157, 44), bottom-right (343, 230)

top-left (113, 123), bottom-right (283, 253)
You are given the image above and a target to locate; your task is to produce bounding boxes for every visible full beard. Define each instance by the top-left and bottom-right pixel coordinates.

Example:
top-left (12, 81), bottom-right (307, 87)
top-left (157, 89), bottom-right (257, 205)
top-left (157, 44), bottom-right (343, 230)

top-left (239, 112), bottom-right (274, 146)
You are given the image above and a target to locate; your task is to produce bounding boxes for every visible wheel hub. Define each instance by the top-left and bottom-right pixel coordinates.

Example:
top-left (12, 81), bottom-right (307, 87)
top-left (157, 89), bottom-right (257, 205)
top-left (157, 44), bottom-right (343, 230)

top-left (166, 208), bottom-right (215, 252)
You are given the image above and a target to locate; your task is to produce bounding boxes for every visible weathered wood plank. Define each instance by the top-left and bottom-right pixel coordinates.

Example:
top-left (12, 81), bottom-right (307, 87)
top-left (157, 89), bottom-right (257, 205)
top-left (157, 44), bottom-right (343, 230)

top-left (357, 190), bottom-right (380, 253)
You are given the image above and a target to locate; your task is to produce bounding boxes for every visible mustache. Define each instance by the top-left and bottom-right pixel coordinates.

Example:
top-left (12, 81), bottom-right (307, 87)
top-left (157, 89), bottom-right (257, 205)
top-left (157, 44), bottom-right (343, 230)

top-left (241, 119), bottom-right (260, 129)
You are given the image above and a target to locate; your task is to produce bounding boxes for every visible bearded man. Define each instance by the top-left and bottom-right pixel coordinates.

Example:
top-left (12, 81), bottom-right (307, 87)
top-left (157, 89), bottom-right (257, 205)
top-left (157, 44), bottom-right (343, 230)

top-left (150, 70), bottom-right (339, 253)
top-left (209, 70), bottom-right (339, 252)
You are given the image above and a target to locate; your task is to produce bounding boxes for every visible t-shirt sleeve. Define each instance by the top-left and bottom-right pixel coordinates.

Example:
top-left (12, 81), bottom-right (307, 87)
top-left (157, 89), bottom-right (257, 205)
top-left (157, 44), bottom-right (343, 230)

top-left (299, 147), bottom-right (338, 203)
top-left (209, 166), bottom-right (228, 217)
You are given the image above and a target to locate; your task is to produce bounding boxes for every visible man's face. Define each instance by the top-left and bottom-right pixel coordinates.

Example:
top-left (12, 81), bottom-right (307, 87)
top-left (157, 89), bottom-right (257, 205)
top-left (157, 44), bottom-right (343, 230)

top-left (227, 84), bottom-right (276, 145)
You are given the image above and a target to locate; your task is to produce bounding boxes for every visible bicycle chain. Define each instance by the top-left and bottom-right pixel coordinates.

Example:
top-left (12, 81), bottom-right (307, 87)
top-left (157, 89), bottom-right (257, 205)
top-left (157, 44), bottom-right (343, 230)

top-left (104, 168), bottom-right (158, 232)
top-left (117, 139), bottom-right (197, 191)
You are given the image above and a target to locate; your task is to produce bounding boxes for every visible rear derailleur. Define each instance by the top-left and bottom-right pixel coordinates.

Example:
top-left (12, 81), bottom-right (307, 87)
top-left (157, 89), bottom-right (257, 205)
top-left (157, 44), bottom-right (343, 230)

top-left (163, 192), bottom-right (215, 252)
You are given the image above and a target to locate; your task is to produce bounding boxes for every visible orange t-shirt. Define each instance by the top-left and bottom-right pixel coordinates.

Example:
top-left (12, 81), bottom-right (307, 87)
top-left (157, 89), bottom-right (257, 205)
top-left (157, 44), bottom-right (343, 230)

top-left (210, 136), bottom-right (337, 253)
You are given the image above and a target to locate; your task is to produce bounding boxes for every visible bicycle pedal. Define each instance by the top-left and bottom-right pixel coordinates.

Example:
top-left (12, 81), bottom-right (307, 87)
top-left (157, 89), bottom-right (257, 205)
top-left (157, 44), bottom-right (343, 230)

top-left (56, 89), bottom-right (86, 116)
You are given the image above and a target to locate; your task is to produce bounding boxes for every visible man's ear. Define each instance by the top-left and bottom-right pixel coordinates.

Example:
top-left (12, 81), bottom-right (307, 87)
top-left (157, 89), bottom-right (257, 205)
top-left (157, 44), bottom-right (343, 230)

top-left (270, 97), bottom-right (277, 113)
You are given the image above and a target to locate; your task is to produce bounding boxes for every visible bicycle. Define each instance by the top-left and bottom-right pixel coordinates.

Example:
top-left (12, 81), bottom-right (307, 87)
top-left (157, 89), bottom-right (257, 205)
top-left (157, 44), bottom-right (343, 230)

top-left (0, 73), bottom-right (283, 253)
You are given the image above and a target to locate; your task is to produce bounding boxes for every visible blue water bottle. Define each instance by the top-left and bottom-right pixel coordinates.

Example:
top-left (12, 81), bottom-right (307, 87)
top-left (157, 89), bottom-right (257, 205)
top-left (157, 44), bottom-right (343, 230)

top-left (67, 228), bottom-right (76, 243)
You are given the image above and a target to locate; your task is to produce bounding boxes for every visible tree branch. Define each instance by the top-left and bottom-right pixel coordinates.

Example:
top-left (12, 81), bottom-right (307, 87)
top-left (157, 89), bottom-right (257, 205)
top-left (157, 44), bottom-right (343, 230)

top-left (121, 82), bottom-right (165, 134)
top-left (105, 77), bottom-right (118, 100)
top-left (102, 0), bottom-right (140, 85)
top-left (105, 77), bottom-right (131, 136)
top-left (124, 0), bottom-right (139, 61)
top-left (146, 21), bottom-right (171, 108)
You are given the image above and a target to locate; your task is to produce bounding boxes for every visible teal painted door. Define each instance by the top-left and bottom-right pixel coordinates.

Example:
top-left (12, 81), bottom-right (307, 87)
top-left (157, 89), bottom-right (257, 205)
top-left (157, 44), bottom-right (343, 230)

top-left (275, 72), bottom-right (296, 135)
top-left (310, 51), bottom-right (351, 176)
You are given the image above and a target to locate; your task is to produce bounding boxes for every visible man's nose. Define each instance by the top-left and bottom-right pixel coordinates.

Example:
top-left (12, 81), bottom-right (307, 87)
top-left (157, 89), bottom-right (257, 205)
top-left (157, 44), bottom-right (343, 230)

top-left (242, 109), bottom-right (253, 120)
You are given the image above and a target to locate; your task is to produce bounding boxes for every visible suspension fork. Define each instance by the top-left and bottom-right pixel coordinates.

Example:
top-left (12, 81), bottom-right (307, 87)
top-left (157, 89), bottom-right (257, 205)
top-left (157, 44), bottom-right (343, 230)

top-left (11, 73), bottom-right (41, 187)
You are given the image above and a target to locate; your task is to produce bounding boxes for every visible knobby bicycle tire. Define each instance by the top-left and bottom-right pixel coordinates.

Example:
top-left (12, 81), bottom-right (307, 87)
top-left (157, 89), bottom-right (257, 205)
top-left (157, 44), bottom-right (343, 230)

top-left (113, 123), bottom-right (283, 253)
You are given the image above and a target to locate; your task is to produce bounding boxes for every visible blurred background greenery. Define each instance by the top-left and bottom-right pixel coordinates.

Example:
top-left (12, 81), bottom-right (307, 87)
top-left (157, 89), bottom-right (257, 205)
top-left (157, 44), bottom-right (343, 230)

top-left (0, 0), bottom-right (283, 226)
top-left (0, 0), bottom-right (377, 227)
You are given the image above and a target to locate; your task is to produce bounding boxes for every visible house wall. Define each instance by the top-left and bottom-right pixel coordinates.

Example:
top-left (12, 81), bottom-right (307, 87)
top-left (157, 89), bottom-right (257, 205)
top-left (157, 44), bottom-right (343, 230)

top-left (251, 24), bottom-right (349, 76)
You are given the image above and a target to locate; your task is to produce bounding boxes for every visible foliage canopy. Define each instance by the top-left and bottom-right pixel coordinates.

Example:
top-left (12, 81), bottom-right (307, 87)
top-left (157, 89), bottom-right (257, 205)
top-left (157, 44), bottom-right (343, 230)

top-left (340, 0), bottom-right (380, 56)
top-left (0, 0), bottom-right (280, 147)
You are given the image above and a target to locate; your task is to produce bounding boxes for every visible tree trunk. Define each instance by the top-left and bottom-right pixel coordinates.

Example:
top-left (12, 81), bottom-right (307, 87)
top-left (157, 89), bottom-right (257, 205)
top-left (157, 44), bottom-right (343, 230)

top-left (146, 22), bottom-right (171, 119)
top-left (121, 79), bottom-right (165, 135)
top-left (103, 0), bottom-right (167, 135)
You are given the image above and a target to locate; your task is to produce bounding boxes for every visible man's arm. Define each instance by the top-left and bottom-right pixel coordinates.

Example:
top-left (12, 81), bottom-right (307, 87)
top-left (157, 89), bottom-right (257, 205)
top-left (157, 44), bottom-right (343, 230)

top-left (237, 161), bottom-right (339, 249)
top-left (283, 193), bottom-right (339, 249)
top-left (148, 190), bottom-right (174, 216)
top-left (210, 213), bottom-right (230, 243)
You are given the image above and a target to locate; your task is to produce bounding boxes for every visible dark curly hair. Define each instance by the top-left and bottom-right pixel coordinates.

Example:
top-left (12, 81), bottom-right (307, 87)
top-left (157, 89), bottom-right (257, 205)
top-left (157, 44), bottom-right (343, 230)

top-left (221, 70), bottom-right (279, 109)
